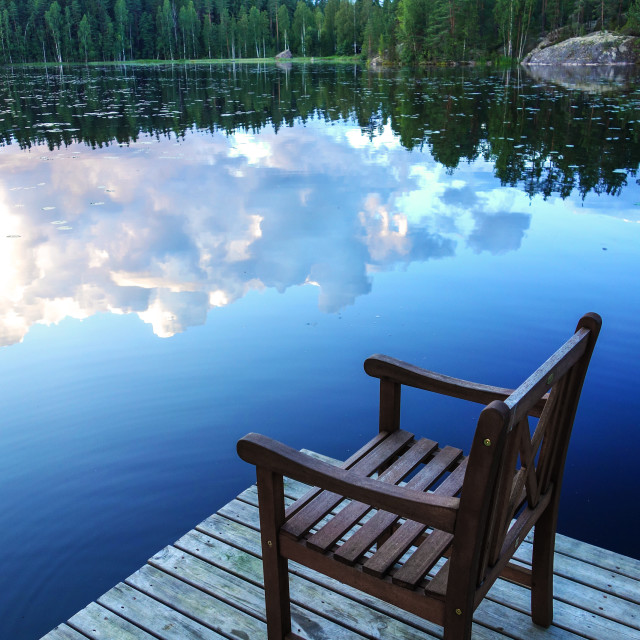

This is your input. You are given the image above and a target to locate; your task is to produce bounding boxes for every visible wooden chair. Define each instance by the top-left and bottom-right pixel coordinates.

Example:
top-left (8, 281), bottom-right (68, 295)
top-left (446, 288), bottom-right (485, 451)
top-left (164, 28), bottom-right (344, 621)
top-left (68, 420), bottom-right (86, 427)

top-left (237, 313), bottom-right (601, 640)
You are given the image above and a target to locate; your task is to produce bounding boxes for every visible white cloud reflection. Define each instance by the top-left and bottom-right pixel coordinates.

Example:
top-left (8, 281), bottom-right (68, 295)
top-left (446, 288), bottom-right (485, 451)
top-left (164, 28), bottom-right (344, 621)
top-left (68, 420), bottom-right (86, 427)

top-left (0, 121), bottom-right (536, 346)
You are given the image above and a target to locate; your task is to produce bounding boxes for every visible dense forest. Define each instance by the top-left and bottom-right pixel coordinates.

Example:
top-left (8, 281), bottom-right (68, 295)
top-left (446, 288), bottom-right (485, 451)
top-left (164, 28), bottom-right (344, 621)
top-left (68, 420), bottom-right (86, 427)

top-left (0, 0), bottom-right (639, 66)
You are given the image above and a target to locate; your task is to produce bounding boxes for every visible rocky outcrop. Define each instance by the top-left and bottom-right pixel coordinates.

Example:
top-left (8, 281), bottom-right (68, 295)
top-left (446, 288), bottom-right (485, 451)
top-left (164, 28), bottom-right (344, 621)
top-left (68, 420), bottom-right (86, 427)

top-left (522, 31), bottom-right (640, 65)
top-left (275, 49), bottom-right (292, 59)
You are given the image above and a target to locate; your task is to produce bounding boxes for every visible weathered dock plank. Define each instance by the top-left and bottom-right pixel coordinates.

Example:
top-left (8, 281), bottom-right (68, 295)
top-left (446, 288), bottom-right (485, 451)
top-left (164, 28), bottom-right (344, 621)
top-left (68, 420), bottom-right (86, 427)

top-left (40, 625), bottom-right (87, 640)
top-left (228, 482), bottom-right (640, 634)
top-left (68, 602), bottom-right (158, 640)
top-left (202, 497), bottom-right (639, 640)
top-left (99, 583), bottom-right (226, 640)
top-left (552, 535), bottom-right (640, 581)
top-left (39, 452), bottom-right (640, 640)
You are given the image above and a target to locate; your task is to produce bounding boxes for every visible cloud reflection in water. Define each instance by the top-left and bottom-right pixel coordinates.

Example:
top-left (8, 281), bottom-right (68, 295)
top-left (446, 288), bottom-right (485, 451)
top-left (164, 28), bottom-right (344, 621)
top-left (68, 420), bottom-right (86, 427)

top-left (0, 122), bottom-right (532, 345)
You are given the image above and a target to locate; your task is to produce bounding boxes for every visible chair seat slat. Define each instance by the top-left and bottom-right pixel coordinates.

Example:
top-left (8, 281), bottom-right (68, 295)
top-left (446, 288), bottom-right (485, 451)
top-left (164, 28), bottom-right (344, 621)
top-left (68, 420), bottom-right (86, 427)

top-left (306, 438), bottom-right (438, 552)
top-left (391, 529), bottom-right (453, 588)
top-left (333, 446), bottom-right (463, 565)
top-left (362, 458), bottom-right (468, 578)
top-left (425, 560), bottom-right (449, 597)
top-left (282, 429), bottom-right (414, 539)
top-left (284, 431), bottom-right (391, 520)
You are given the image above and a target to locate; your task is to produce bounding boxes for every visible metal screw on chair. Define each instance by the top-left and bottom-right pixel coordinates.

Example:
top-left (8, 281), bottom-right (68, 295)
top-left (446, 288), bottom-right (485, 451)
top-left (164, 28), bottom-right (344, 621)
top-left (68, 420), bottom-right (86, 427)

top-left (483, 438), bottom-right (491, 446)
top-left (455, 608), bottom-right (463, 616)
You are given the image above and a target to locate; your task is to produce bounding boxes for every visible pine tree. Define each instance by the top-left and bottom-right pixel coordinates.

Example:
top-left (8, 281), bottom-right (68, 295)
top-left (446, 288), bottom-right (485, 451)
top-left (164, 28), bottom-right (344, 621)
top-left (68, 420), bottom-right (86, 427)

top-left (114, 0), bottom-right (129, 60)
top-left (276, 4), bottom-right (289, 50)
top-left (78, 12), bottom-right (91, 61)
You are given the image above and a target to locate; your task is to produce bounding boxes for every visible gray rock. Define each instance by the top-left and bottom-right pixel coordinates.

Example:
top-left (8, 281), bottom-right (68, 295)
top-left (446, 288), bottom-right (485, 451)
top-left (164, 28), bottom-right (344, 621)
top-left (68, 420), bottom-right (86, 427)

top-left (275, 49), bottom-right (292, 59)
top-left (522, 31), bottom-right (640, 66)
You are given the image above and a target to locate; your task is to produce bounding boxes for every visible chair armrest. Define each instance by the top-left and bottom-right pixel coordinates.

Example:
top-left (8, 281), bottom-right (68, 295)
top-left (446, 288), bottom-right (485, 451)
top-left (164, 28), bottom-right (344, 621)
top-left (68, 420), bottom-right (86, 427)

top-left (237, 432), bottom-right (459, 533)
top-left (365, 354), bottom-right (547, 417)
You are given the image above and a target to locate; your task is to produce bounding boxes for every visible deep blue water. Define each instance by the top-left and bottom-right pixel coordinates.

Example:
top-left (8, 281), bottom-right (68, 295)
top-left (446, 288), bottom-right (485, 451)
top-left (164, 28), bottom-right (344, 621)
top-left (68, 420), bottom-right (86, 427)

top-left (0, 64), bottom-right (639, 640)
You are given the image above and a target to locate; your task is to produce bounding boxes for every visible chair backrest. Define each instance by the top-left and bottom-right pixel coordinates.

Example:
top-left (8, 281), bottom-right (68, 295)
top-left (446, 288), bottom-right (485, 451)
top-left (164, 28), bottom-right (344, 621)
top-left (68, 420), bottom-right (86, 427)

top-left (451, 313), bottom-right (602, 591)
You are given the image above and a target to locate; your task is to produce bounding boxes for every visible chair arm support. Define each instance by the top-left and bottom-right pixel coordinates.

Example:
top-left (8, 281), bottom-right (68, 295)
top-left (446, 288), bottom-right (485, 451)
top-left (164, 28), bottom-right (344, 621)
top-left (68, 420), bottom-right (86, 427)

top-left (237, 432), bottom-right (459, 533)
top-left (365, 354), bottom-right (547, 417)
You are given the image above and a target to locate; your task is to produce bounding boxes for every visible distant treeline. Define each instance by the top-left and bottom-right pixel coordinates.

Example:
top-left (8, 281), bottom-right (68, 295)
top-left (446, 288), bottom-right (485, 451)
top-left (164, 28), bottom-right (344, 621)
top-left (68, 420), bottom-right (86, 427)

top-left (0, 0), bottom-right (639, 66)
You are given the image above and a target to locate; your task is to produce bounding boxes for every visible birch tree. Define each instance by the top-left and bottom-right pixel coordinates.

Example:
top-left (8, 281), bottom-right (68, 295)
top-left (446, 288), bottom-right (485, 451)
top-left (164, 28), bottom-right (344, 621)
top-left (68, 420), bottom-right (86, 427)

top-left (45, 0), bottom-right (63, 63)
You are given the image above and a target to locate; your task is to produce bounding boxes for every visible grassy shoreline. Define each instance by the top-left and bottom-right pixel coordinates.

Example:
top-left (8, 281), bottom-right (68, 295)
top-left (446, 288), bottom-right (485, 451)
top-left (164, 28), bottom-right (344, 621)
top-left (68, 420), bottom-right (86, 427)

top-left (2, 55), bottom-right (522, 70)
top-left (3, 55), bottom-right (364, 68)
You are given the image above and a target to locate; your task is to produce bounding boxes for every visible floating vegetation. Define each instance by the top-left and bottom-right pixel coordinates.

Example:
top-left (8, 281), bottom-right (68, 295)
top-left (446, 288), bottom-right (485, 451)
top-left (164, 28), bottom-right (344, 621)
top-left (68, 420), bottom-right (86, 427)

top-left (0, 65), bottom-right (638, 202)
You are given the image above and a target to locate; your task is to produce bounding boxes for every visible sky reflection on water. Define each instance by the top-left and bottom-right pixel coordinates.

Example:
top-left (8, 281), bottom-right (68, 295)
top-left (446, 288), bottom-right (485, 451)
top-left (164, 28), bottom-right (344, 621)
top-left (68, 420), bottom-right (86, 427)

top-left (0, 123), bottom-right (527, 343)
top-left (0, 65), bottom-right (639, 640)
top-left (3, 117), bottom-right (637, 346)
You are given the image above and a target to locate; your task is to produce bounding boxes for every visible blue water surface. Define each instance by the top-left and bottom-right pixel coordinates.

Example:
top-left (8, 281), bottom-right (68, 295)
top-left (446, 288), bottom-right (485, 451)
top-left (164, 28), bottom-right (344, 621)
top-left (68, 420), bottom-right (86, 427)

top-left (0, 64), bottom-right (639, 639)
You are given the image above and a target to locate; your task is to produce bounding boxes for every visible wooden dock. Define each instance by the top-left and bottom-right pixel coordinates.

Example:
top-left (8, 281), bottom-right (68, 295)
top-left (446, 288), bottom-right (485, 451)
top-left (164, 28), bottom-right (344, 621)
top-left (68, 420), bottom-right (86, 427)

top-left (42, 452), bottom-right (640, 640)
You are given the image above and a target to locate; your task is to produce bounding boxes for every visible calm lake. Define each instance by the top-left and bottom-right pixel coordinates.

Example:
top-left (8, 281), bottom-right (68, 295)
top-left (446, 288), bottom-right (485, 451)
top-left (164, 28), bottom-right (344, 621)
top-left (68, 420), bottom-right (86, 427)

top-left (1, 63), bottom-right (639, 640)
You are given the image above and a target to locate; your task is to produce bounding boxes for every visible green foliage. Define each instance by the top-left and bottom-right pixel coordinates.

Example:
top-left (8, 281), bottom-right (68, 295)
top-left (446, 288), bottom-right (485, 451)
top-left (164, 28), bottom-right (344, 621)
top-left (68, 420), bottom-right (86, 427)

top-left (78, 13), bottom-right (91, 61)
top-left (0, 0), bottom-right (636, 66)
top-left (276, 3), bottom-right (289, 50)
top-left (292, 2), bottom-right (312, 56)
top-left (625, 0), bottom-right (640, 34)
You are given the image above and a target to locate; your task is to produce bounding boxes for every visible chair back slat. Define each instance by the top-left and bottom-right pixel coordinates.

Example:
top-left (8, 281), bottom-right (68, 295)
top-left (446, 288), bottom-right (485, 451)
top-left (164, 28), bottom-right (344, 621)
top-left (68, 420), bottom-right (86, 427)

top-left (484, 418), bottom-right (530, 569)
top-left (505, 327), bottom-right (589, 426)
top-left (536, 366), bottom-right (583, 495)
top-left (462, 314), bottom-right (601, 588)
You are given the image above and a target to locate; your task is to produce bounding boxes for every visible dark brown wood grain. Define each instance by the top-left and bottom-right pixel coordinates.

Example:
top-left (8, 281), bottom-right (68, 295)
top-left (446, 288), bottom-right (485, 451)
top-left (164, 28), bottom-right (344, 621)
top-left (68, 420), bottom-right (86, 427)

top-left (256, 467), bottom-right (291, 640)
top-left (280, 429), bottom-right (414, 539)
top-left (362, 458), bottom-right (467, 579)
top-left (237, 312), bottom-right (602, 640)
top-left (364, 355), bottom-right (548, 417)
top-left (306, 438), bottom-right (438, 553)
top-left (334, 446), bottom-right (463, 566)
top-left (283, 431), bottom-right (390, 521)
top-left (238, 434), bottom-right (460, 534)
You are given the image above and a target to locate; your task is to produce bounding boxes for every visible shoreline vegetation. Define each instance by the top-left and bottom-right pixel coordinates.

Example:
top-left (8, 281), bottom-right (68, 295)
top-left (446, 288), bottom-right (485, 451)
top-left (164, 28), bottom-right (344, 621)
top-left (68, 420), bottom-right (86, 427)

top-left (0, 1), bottom-right (639, 69)
top-left (7, 55), bottom-right (363, 67)
top-left (2, 55), bottom-right (504, 68)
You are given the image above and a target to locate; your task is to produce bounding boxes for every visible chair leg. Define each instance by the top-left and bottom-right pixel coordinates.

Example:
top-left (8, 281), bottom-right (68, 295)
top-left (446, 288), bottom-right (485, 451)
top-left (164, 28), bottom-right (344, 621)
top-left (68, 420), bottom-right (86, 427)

top-left (257, 468), bottom-right (291, 640)
top-left (531, 505), bottom-right (557, 627)
top-left (443, 605), bottom-right (473, 640)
